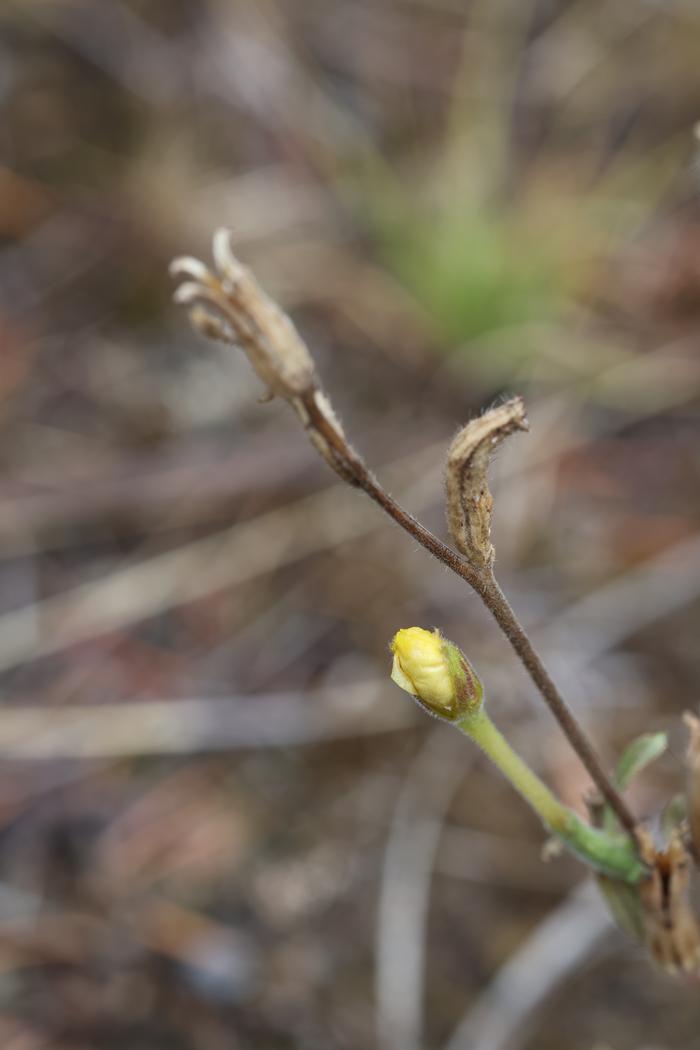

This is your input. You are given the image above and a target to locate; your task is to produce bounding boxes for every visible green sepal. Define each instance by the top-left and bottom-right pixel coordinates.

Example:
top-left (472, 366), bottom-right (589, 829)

top-left (443, 639), bottom-right (483, 717)
top-left (596, 875), bottom-right (645, 941)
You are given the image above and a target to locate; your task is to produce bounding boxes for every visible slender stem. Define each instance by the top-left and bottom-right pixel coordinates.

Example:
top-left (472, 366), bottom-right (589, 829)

top-left (457, 709), bottom-right (645, 883)
top-left (304, 393), bottom-right (639, 840)
top-left (460, 709), bottom-right (567, 830)
top-left (476, 572), bottom-right (639, 839)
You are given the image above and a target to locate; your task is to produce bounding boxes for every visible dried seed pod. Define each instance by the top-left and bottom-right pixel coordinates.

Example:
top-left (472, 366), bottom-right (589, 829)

top-left (637, 827), bottom-right (700, 976)
top-left (171, 231), bottom-right (357, 482)
top-left (170, 229), bottom-right (317, 402)
top-left (446, 398), bottom-right (528, 569)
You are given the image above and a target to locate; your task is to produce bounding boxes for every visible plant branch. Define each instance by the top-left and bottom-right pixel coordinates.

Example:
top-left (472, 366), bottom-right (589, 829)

top-left (170, 232), bottom-right (639, 845)
top-left (302, 392), bottom-right (639, 839)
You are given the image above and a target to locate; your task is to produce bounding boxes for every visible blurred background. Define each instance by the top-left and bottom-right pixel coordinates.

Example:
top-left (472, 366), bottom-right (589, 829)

top-left (1, 1), bottom-right (700, 1047)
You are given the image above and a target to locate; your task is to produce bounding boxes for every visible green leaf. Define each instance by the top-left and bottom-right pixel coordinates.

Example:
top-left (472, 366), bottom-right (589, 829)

top-left (615, 732), bottom-right (668, 791)
top-left (601, 731), bottom-right (668, 835)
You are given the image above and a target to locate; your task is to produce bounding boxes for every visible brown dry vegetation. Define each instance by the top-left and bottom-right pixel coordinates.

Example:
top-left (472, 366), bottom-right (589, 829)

top-left (1, 2), bottom-right (700, 1048)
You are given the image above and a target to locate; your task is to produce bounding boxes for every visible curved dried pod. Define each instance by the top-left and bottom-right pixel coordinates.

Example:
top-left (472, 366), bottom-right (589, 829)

top-left (170, 229), bottom-right (317, 402)
top-left (446, 398), bottom-right (528, 569)
top-left (171, 230), bottom-right (354, 481)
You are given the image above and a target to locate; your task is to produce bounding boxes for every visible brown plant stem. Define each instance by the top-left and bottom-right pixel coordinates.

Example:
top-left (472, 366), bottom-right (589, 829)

top-left (303, 392), bottom-right (639, 840)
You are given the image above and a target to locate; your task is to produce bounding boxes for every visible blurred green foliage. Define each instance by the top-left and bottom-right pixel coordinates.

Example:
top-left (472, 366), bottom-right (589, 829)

top-left (383, 202), bottom-right (562, 343)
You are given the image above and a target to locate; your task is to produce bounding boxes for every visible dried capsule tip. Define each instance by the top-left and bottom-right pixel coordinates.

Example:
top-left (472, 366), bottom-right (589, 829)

top-left (390, 627), bottom-right (483, 720)
top-left (445, 397), bottom-right (528, 568)
top-left (170, 229), bottom-right (317, 402)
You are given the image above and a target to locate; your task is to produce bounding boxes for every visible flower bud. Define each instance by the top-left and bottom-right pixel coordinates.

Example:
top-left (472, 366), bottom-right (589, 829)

top-left (390, 627), bottom-right (483, 720)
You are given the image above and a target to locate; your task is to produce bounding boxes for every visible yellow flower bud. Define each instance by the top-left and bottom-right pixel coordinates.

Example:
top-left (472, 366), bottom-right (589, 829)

top-left (389, 628), bottom-right (647, 884)
top-left (390, 627), bottom-right (483, 720)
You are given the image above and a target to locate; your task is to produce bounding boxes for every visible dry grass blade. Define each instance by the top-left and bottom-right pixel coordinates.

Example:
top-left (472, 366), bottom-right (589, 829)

top-left (376, 728), bottom-right (471, 1050)
top-left (0, 682), bottom-right (414, 760)
top-left (443, 884), bottom-right (613, 1050)
top-left (540, 531), bottom-right (700, 670)
top-left (0, 442), bottom-right (441, 676)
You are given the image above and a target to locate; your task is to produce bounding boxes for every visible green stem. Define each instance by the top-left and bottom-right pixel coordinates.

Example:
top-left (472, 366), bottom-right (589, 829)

top-left (456, 710), bottom-right (646, 884)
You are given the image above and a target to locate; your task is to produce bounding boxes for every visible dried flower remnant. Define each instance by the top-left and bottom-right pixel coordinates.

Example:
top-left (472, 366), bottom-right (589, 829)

top-left (170, 230), bottom-right (352, 481)
top-left (637, 828), bottom-right (700, 977)
top-left (171, 229), bottom-right (317, 401)
top-left (446, 398), bottom-right (528, 568)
